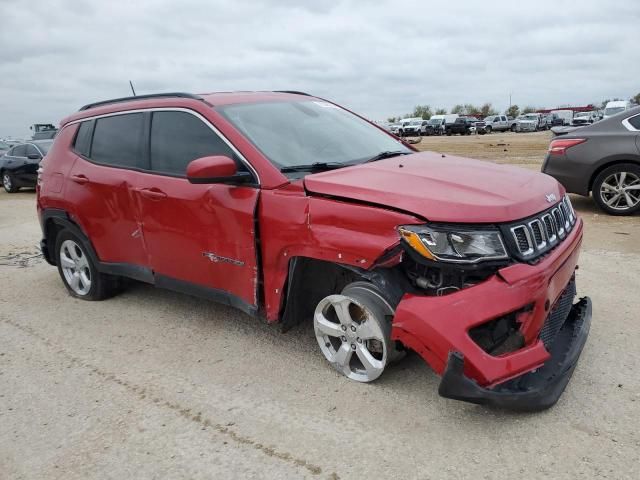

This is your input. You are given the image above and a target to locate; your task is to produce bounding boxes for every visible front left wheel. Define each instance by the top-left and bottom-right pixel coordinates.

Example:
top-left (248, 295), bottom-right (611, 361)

top-left (313, 281), bottom-right (401, 382)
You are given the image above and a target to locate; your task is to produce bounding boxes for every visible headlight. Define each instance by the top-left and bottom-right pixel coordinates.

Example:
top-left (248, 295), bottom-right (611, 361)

top-left (398, 225), bottom-right (508, 263)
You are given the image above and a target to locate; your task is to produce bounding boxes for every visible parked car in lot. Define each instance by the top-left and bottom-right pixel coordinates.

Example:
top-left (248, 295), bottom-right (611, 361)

top-left (446, 117), bottom-right (478, 135)
top-left (543, 106), bottom-right (640, 215)
top-left (37, 91), bottom-right (592, 410)
top-left (389, 123), bottom-right (402, 135)
top-left (514, 114), bottom-right (538, 132)
top-left (1, 140), bottom-right (53, 193)
top-left (427, 118), bottom-right (446, 135)
top-left (603, 100), bottom-right (632, 119)
top-left (550, 110), bottom-right (573, 126)
top-left (571, 111), bottom-right (598, 126)
top-left (401, 119), bottom-right (424, 137)
top-left (483, 114), bottom-right (513, 133)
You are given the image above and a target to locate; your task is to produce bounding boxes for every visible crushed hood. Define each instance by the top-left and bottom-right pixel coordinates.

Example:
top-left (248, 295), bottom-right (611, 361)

top-left (303, 152), bottom-right (564, 223)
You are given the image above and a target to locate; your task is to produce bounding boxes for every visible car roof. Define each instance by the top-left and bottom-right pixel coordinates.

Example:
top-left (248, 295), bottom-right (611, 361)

top-left (61, 91), bottom-right (315, 127)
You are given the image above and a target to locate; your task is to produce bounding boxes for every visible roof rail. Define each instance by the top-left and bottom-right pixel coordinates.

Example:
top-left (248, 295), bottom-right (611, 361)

top-left (273, 90), bottom-right (311, 96)
top-left (79, 92), bottom-right (203, 111)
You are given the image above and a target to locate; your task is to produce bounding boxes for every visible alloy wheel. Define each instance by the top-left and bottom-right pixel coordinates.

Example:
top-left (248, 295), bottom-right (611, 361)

top-left (314, 292), bottom-right (390, 382)
top-left (3, 173), bottom-right (12, 191)
top-left (59, 239), bottom-right (92, 295)
top-left (599, 171), bottom-right (640, 211)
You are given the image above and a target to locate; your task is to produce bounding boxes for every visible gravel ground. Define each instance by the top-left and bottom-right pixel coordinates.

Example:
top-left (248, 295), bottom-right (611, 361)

top-left (1, 151), bottom-right (639, 479)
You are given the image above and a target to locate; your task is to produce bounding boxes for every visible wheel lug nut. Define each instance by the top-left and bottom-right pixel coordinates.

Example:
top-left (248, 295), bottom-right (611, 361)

top-left (341, 336), bottom-right (346, 342)
top-left (357, 338), bottom-right (362, 343)
top-left (350, 325), bottom-right (356, 332)
top-left (341, 325), bottom-right (347, 331)
top-left (351, 344), bottom-right (356, 350)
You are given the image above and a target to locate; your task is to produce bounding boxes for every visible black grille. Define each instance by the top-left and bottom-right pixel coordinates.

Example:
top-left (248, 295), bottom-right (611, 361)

top-left (504, 196), bottom-right (576, 262)
top-left (539, 280), bottom-right (576, 349)
top-left (513, 227), bottom-right (530, 252)
top-left (531, 221), bottom-right (543, 245)
top-left (543, 214), bottom-right (555, 238)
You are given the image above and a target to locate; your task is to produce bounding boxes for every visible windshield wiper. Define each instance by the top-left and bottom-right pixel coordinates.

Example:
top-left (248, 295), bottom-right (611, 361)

top-left (280, 162), bottom-right (348, 173)
top-left (363, 150), bottom-right (411, 163)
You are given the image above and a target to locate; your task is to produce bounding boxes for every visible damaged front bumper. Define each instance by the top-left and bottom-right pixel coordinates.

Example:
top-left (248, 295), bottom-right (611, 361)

top-left (438, 297), bottom-right (591, 411)
top-left (390, 218), bottom-right (591, 411)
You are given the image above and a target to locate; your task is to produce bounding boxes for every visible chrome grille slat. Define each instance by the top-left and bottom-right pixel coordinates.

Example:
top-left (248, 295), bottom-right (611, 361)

top-left (508, 197), bottom-right (575, 261)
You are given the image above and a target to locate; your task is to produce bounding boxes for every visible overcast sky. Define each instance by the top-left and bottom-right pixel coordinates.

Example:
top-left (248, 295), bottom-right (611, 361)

top-left (1, 0), bottom-right (638, 137)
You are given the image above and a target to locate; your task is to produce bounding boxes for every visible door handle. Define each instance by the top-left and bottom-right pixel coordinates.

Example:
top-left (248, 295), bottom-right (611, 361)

top-left (136, 188), bottom-right (167, 200)
top-left (70, 174), bottom-right (89, 185)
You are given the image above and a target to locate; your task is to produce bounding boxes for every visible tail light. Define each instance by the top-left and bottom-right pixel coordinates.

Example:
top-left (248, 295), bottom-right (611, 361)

top-left (548, 138), bottom-right (586, 155)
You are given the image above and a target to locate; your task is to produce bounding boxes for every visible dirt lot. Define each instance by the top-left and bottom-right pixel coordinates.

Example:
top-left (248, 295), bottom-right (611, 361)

top-left (1, 135), bottom-right (639, 479)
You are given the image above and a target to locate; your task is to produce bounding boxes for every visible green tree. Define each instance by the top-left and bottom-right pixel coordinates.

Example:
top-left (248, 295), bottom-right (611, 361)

top-left (505, 104), bottom-right (520, 118)
top-left (633, 93), bottom-right (640, 105)
top-left (451, 104), bottom-right (464, 115)
top-left (480, 103), bottom-right (498, 117)
top-left (434, 108), bottom-right (447, 115)
top-left (387, 116), bottom-right (398, 123)
top-left (463, 104), bottom-right (479, 116)
top-left (522, 105), bottom-right (537, 114)
top-left (412, 105), bottom-right (433, 119)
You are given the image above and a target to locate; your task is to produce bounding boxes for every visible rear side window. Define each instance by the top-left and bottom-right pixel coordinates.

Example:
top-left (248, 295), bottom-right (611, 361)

top-left (26, 144), bottom-right (41, 157)
top-left (73, 121), bottom-right (93, 157)
top-left (149, 111), bottom-right (239, 176)
top-left (628, 115), bottom-right (640, 130)
top-left (12, 145), bottom-right (26, 157)
top-left (90, 113), bottom-right (145, 168)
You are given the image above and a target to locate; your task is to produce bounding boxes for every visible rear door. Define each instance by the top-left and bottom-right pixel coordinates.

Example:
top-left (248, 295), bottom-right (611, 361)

top-left (5, 144), bottom-right (27, 178)
top-left (133, 109), bottom-right (259, 310)
top-left (66, 115), bottom-right (148, 267)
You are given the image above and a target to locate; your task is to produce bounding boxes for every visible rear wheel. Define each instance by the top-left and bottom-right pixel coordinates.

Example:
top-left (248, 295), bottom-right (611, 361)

top-left (2, 172), bottom-right (18, 193)
top-left (593, 164), bottom-right (640, 215)
top-left (485, 125), bottom-right (492, 133)
top-left (55, 230), bottom-right (121, 300)
top-left (313, 281), bottom-right (401, 382)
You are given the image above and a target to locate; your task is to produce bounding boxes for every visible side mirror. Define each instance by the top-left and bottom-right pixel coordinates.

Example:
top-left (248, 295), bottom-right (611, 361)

top-left (27, 154), bottom-right (41, 160)
top-left (186, 155), bottom-right (253, 185)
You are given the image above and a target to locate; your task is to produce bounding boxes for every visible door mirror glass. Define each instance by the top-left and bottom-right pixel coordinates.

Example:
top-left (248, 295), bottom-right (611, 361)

top-left (186, 155), bottom-right (251, 185)
top-left (27, 153), bottom-right (41, 160)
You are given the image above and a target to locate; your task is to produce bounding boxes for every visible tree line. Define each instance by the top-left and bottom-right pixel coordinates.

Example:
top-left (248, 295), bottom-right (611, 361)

top-left (388, 93), bottom-right (640, 122)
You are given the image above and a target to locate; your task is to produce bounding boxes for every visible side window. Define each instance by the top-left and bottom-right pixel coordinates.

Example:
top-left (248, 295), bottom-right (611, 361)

top-left (73, 120), bottom-right (94, 157)
top-left (149, 111), bottom-right (240, 176)
top-left (26, 144), bottom-right (41, 157)
top-left (13, 145), bottom-right (27, 157)
top-left (628, 115), bottom-right (640, 130)
top-left (90, 113), bottom-right (145, 168)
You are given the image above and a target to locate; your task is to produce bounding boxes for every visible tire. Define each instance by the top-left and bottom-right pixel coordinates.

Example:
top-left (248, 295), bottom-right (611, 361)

top-left (592, 163), bottom-right (640, 216)
top-left (510, 124), bottom-right (517, 132)
top-left (2, 171), bottom-right (18, 193)
top-left (446, 131), bottom-right (452, 136)
top-left (54, 229), bottom-right (121, 300)
top-left (485, 126), bottom-right (492, 133)
top-left (313, 281), bottom-right (402, 383)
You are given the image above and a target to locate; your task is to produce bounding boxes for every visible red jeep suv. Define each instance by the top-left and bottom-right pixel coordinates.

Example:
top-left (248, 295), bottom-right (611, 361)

top-left (37, 91), bottom-right (592, 410)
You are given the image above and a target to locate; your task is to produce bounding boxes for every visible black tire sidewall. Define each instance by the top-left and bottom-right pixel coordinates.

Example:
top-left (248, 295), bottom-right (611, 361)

top-left (54, 229), bottom-right (101, 299)
top-left (593, 163), bottom-right (640, 215)
top-left (3, 172), bottom-right (17, 193)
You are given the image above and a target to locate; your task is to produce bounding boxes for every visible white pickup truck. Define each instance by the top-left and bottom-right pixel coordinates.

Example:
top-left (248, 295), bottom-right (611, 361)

top-left (482, 114), bottom-right (516, 133)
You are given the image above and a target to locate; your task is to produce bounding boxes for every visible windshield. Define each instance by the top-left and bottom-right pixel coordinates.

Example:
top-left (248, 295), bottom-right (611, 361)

top-left (429, 119), bottom-right (442, 125)
top-left (409, 120), bottom-right (422, 125)
top-left (575, 112), bottom-right (589, 118)
top-left (604, 107), bottom-right (625, 116)
top-left (217, 100), bottom-right (410, 170)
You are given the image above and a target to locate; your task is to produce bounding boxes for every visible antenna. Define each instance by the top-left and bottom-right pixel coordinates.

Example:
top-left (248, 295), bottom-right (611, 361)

top-left (129, 80), bottom-right (137, 96)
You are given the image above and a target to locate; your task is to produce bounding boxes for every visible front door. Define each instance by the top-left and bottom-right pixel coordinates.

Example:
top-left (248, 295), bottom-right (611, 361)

top-left (134, 110), bottom-right (259, 310)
